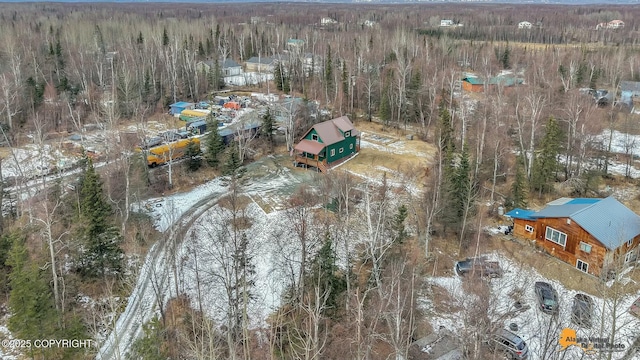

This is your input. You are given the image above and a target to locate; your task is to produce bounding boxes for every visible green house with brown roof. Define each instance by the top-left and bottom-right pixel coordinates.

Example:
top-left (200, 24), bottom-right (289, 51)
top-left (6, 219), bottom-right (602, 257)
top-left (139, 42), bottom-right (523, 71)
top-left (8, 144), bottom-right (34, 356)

top-left (293, 116), bottom-right (360, 173)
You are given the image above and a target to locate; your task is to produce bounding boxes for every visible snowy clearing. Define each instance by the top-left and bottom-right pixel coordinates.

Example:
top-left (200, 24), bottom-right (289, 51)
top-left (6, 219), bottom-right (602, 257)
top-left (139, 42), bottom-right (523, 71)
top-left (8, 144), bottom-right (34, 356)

top-left (423, 252), bottom-right (640, 359)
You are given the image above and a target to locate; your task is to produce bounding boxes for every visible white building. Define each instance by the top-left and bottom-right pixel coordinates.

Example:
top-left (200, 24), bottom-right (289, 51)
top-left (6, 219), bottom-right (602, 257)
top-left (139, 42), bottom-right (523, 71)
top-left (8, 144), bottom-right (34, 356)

top-left (518, 21), bottom-right (532, 29)
top-left (440, 19), bottom-right (454, 27)
top-left (321, 17), bottom-right (338, 25)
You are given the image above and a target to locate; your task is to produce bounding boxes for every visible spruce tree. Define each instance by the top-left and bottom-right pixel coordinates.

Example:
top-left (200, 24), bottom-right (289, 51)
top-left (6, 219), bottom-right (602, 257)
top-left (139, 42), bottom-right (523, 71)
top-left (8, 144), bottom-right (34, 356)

top-left (7, 233), bottom-right (58, 340)
top-left (205, 122), bottom-right (225, 168)
top-left (531, 117), bottom-right (563, 197)
top-left (308, 232), bottom-right (346, 317)
top-left (324, 45), bottom-right (334, 96)
top-left (185, 139), bottom-right (202, 171)
top-left (392, 205), bottom-right (409, 244)
top-left (511, 154), bottom-right (529, 209)
top-left (223, 143), bottom-right (244, 178)
top-left (162, 27), bottom-right (169, 47)
top-left (379, 76), bottom-right (392, 125)
top-left (274, 63), bottom-right (284, 91)
top-left (77, 158), bottom-right (123, 278)
top-left (262, 108), bottom-right (275, 150)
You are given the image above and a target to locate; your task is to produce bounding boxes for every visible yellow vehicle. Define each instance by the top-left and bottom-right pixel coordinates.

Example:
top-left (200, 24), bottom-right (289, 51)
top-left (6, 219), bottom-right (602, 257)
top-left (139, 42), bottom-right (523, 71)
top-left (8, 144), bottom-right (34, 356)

top-left (145, 138), bottom-right (200, 167)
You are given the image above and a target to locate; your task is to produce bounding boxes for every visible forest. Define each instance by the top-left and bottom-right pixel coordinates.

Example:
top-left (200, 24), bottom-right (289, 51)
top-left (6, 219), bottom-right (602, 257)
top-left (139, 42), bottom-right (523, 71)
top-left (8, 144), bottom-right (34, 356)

top-left (0, 2), bottom-right (640, 360)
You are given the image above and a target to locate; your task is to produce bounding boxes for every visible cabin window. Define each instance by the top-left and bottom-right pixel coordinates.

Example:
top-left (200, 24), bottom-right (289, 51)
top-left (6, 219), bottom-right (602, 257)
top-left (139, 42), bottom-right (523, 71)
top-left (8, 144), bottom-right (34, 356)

top-left (312, 134), bottom-right (319, 141)
top-left (576, 259), bottom-right (589, 273)
top-left (525, 225), bottom-right (534, 233)
top-left (579, 242), bottom-right (592, 254)
top-left (545, 226), bottom-right (567, 247)
top-left (625, 250), bottom-right (637, 263)
top-left (344, 131), bottom-right (351, 137)
top-left (350, 144), bottom-right (354, 150)
top-left (330, 149), bottom-right (335, 157)
top-left (339, 147), bottom-right (344, 154)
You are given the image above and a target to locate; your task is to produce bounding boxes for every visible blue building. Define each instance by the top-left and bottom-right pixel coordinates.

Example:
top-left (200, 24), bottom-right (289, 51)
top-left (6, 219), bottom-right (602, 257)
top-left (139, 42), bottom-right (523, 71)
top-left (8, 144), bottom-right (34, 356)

top-left (170, 102), bottom-right (195, 116)
top-left (620, 81), bottom-right (640, 108)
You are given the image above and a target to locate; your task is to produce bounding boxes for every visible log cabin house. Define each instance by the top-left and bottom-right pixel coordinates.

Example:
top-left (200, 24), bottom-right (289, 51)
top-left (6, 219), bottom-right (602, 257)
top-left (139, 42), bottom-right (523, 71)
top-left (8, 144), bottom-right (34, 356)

top-left (292, 116), bottom-right (360, 173)
top-left (506, 197), bottom-right (640, 277)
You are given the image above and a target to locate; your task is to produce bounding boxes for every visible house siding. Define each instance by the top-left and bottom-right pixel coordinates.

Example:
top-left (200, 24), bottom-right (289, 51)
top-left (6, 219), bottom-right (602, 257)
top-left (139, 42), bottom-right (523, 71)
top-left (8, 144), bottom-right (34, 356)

top-left (326, 136), bottom-right (357, 163)
top-left (304, 129), bottom-right (324, 143)
top-left (533, 217), bottom-right (607, 276)
top-left (513, 219), bottom-right (537, 240)
top-left (462, 81), bottom-right (483, 92)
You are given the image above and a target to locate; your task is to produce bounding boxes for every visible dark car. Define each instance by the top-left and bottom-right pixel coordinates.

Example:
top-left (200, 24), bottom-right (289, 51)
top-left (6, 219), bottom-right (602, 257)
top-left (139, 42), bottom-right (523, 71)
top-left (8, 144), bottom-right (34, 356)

top-left (629, 296), bottom-right (640, 318)
top-left (571, 293), bottom-right (594, 328)
top-left (455, 257), bottom-right (503, 278)
top-left (534, 282), bottom-right (559, 315)
top-left (489, 329), bottom-right (529, 360)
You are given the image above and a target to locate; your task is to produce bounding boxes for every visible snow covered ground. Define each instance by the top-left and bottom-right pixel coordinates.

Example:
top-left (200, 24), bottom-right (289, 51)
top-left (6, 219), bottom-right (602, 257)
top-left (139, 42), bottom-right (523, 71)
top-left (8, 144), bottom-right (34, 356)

top-left (423, 253), bottom-right (640, 359)
top-left (98, 158), bottom-right (315, 359)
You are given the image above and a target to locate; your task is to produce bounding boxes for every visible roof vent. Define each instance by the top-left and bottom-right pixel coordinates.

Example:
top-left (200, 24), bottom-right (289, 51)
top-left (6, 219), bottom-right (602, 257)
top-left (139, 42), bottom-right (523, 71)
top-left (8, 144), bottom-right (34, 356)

top-left (567, 219), bottom-right (571, 225)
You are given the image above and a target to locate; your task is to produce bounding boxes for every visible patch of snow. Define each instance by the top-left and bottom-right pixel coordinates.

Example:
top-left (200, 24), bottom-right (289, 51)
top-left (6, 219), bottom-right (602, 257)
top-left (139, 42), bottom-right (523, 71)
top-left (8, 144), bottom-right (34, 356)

top-left (424, 252), bottom-right (640, 360)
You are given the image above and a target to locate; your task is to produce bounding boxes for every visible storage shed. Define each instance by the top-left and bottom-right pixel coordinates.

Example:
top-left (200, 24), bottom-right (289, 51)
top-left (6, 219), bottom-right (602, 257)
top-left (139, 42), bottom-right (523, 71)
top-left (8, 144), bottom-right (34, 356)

top-left (170, 102), bottom-right (195, 116)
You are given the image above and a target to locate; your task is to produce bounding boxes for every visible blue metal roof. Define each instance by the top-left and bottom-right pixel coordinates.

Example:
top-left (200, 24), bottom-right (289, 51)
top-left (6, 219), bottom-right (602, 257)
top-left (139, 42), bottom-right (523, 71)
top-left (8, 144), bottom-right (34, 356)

top-left (571, 197), bottom-right (640, 250)
top-left (505, 208), bottom-right (536, 220)
top-left (171, 101), bottom-right (193, 107)
top-left (531, 203), bottom-right (596, 218)
top-left (531, 197), bottom-right (640, 250)
top-left (566, 198), bottom-right (601, 205)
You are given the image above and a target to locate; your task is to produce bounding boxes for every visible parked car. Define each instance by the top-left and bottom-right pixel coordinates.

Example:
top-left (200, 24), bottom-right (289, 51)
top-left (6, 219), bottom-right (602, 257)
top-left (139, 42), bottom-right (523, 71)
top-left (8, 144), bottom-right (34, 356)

top-left (571, 293), bottom-right (594, 328)
top-left (534, 282), bottom-right (559, 315)
top-left (629, 296), bottom-right (640, 318)
top-left (140, 136), bottom-right (163, 149)
top-left (454, 257), bottom-right (503, 278)
top-left (488, 329), bottom-right (529, 360)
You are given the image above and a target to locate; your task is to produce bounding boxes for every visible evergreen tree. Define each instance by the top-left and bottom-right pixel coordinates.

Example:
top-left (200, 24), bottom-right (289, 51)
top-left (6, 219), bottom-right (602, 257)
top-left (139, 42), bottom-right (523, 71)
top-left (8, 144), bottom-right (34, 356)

top-left (185, 139), bottom-right (202, 171)
top-left (530, 117), bottom-right (563, 197)
top-left (391, 205), bottom-right (409, 244)
top-left (197, 41), bottom-right (205, 57)
top-left (324, 45), bottom-right (334, 97)
top-left (341, 60), bottom-right (349, 103)
top-left (162, 27), bottom-right (169, 47)
top-left (128, 317), bottom-right (169, 360)
top-left (204, 121), bottom-right (225, 168)
top-left (136, 31), bottom-right (144, 45)
top-left (7, 233), bottom-right (58, 340)
top-left (77, 158), bottom-right (123, 278)
top-left (511, 154), bottom-right (529, 209)
top-left (223, 143), bottom-right (244, 179)
top-left (501, 44), bottom-right (511, 69)
top-left (451, 143), bottom-right (474, 219)
top-left (261, 108), bottom-right (275, 150)
top-left (274, 63), bottom-right (284, 91)
top-left (379, 74), bottom-right (392, 125)
top-left (308, 232), bottom-right (346, 317)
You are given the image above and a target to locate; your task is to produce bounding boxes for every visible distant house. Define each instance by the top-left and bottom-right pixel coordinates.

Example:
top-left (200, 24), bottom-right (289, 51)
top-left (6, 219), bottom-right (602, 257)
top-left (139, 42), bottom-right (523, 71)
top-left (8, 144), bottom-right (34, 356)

top-left (506, 197), bottom-right (640, 276)
top-left (321, 17), bottom-right (338, 25)
top-left (596, 20), bottom-right (625, 30)
top-left (461, 75), bottom-right (524, 92)
top-left (287, 38), bottom-right (305, 49)
top-left (293, 116), bottom-right (360, 173)
top-left (518, 21), bottom-right (532, 29)
top-left (170, 102), bottom-right (195, 116)
top-left (440, 19), bottom-right (454, 27)
top-left (620, 81), bottom-right (640, 107)
top-left (197, 59), bottom-right (243, 77)
top-left (363, 20), bottom-right (376, 27)
top-left (245, 56), bottom-right (276, 73)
